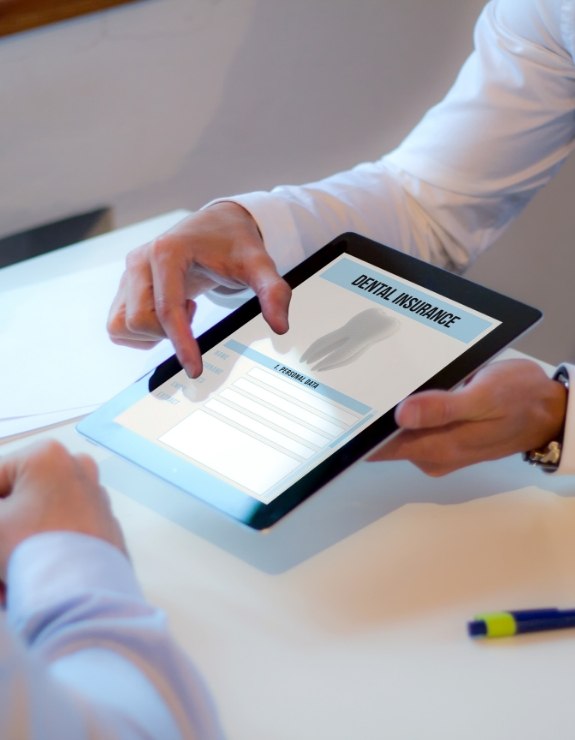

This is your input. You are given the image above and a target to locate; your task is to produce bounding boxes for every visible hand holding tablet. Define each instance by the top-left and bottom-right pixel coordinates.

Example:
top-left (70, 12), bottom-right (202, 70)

top-left (80, 233), bottom-right (541, 529)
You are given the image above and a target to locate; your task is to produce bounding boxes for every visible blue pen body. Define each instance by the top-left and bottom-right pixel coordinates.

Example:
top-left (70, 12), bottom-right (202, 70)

top-left (468, 608), bottom-right (575, 638)
top-left (512, 608), bottom-right (575, 634)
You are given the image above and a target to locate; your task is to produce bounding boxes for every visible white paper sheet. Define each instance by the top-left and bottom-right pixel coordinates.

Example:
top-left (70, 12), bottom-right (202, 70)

top-left (0, 406), bottom-right (97, 439)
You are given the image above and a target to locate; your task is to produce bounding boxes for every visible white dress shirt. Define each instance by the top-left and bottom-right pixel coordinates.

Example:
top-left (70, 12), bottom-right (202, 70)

top-left (217, 0), bottom-right (575, 473)
top-left (1, 532), bottom-right (223, 739)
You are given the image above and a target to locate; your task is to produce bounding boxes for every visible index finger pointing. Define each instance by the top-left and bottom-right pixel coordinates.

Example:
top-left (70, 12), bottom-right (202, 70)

top-left (148, 240), bottom-right (202, 377)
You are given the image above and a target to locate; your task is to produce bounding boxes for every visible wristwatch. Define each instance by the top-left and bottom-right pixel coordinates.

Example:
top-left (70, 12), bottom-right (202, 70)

top-left (524, 365), bottom-right (570, 472)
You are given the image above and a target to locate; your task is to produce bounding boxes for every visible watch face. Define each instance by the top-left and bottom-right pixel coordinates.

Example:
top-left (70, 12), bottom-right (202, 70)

top-left (525, 441), bottom-right (561, 470)
top-left (555, 368), bottom-right (570, 390)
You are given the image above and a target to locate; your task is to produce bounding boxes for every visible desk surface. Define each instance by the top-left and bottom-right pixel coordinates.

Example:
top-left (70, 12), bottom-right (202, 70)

top-left (4, 214), bottom-right (575, 740)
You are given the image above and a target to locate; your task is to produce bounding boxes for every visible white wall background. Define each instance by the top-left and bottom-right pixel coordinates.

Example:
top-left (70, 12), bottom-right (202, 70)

top-left (1, 0), bottom-right (573, 363)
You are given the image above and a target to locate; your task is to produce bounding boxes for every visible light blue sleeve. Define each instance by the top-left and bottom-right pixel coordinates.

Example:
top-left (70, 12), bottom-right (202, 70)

top-left (2, 532), bottom-right (224, 740)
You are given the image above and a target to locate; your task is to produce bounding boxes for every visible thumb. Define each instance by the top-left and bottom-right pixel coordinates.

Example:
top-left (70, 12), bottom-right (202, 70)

top-left (395, 384), bottom-right (484, 430)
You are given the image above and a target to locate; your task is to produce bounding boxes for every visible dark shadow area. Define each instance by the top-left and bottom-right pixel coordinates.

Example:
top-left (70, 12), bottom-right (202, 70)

top-left (0, 207), bottom-right (112, 268)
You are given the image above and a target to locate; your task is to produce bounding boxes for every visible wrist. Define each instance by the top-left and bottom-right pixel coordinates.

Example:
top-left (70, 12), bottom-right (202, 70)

top-left (204, 199), bottom-right (262, 238)
top-left (524, 365), bottom-right (569, 472)
top-left (7, 532), bottom-right (138, 625)
top-left (201, 200), bottom-right (265, 302)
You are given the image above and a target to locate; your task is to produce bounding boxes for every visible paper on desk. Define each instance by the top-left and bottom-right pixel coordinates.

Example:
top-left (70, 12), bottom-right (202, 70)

top-left (0, 406), bottom-right (97, 439)
top-left (0, 260), bottom-right (231, 431)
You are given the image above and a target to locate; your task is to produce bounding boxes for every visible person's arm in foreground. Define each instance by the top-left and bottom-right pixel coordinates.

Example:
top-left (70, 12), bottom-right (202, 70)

top-left (0, 440), bottom-right (222, 740)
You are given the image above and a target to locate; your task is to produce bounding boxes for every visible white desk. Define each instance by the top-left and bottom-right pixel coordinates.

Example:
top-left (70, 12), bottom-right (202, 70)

top-left (3, 215), bottom-right (575, 739)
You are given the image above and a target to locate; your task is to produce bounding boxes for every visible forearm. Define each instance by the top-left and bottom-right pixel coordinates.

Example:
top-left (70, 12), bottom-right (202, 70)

top-left (228, 161), bottom-right (477, 275)
top-left (1, 620), bottom-right (90, 738)
top-left (5, 533), bottom-right (222, 740)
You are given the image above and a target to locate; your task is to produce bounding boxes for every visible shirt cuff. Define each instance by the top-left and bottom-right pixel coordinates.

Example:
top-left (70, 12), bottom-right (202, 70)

top-left (6, 532), bottom-right (142, 630)
top-left (557, 362), bottom-right (575, 475)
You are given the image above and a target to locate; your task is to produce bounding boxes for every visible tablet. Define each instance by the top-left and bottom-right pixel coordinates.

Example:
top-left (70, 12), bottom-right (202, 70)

top-left (78, 232), bottom-right (541, 529)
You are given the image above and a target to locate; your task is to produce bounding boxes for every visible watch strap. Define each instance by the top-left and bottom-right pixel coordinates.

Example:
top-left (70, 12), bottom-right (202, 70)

top-left (524, 365), bottom-right (569, 473)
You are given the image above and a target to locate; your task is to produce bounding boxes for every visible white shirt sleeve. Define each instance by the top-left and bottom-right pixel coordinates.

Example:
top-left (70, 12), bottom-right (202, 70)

top-left (219, 0), bottom-right (575, 274)
top-left (1, 532), bottom-right (223, 740)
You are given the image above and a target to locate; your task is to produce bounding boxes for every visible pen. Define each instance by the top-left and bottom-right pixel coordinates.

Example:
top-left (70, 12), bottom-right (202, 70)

top-left (468, 608), bottom-right (575, 638)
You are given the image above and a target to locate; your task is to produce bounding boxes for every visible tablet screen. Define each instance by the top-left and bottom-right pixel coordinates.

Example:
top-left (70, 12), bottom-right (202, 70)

top-left (78, 233), bottom-right (540, 528)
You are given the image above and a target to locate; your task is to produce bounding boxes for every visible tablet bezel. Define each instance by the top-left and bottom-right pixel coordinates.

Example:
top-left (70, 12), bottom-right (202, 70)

top-left (78, 232), bottom-right (542, 529)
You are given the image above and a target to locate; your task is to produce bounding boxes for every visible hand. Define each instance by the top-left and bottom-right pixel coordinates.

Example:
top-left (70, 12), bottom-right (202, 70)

top-left (0, 440), bottom-right (126, 580)
top-left (107, 202), bottom-right (292, 378)
top-left (370, 359), bottom-right (568, 476)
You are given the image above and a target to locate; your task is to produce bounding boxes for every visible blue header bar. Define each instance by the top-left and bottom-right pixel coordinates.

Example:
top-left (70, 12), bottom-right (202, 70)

top-left (225, 339), bottom-right (371, 415)
top-left (320, 258), bottom-right (493, 343)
